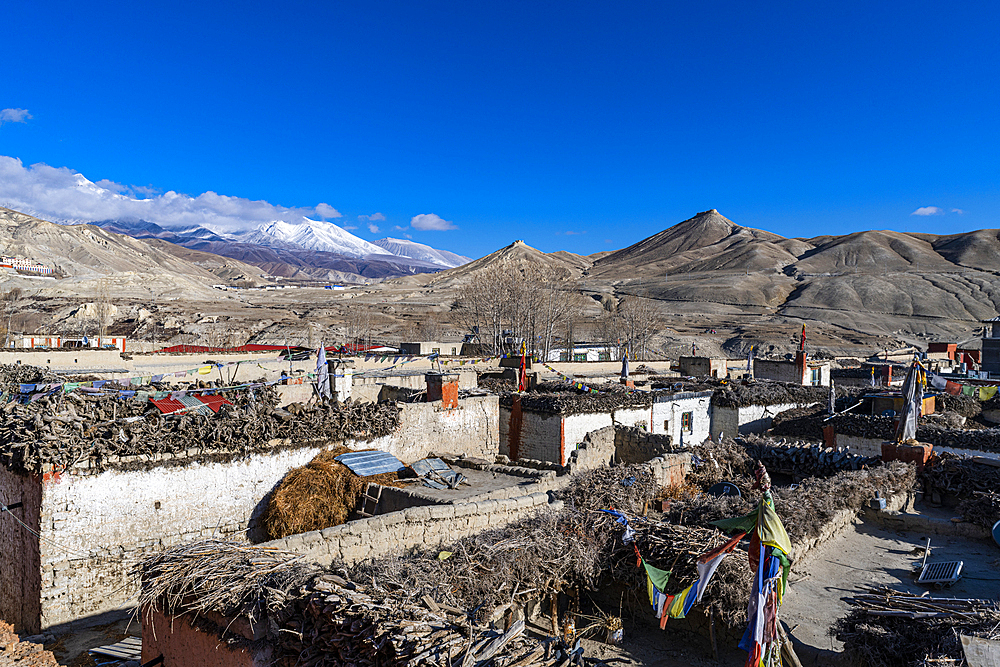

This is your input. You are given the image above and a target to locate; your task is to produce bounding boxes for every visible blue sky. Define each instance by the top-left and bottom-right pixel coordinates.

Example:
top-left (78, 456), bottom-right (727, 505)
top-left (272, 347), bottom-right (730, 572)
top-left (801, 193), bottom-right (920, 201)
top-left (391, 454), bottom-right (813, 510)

top-left (1, 1), bottom-right (998, 259)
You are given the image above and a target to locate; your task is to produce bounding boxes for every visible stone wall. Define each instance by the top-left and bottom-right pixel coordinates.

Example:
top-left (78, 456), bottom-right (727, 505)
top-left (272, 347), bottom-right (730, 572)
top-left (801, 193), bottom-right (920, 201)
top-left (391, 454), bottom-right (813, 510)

top-left (614, 426), bottom-right (673, 464)
top-left (836, 434), bottom-right (884, 457)
top-left (566, 426), bottom-right (616, 472)
top-left (261, 492), bottom-right (560, 566)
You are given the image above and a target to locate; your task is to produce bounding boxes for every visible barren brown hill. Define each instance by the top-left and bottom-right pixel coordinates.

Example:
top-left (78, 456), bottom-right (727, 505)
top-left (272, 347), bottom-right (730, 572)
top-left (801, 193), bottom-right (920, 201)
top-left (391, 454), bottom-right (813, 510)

top-left (589, 209), bottom-right (812, 278)
top-left (0, 207), bottom-right (244, 298)
top-left (791, 230), bottom-right (955, 273)
top-left (405, 240), bottom-right (591, 289)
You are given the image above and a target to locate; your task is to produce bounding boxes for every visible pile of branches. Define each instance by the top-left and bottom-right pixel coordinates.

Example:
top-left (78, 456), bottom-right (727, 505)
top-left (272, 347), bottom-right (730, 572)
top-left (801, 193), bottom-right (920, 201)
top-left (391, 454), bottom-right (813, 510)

top-left (934, 393), bottom-right (981, 418)
top-left (914, 424), bottom-right (1000, 453)
top-left (685, 438), bottom-right (755, 489)
top-left (711, 381), bottom-right (858, 409)
top-left (769, 462), bottom-right (915, 545)
top-left (829, 413), bottom-right (894, 440)
top-left (921, 452), bottom-right (1000, 499)
top-left (352, 509), bottom-right (612, 618)
top-left (665, 439), bottom-right (915, 547)
top-left (0, 384), bottom-right (401, 474)
top-left (478, 377), bottom-right (516, 393)
top-left (834, 587), bottom-right (1000, 667)
top-left (499, 382), bottom-right (658, 415)
top-left (769, 403), bottom-right (827, 440)
top-left (743, 435), bottom-right (881, 478)
top-left (957, 491), bottom-right (1000, 529)
top-left (137, 540), bottom-right (554, 667)
top-left (0, 364), bottom-right (61, 394)
top-left (554, 462), bottom-right (659, 515)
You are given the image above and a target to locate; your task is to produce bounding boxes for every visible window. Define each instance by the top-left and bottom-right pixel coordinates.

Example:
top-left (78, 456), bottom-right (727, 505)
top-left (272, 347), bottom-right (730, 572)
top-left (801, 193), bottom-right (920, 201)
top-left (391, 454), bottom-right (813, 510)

top-left (559, 352), bottom-right (570, 362)
top-left (432, 348), bottom-right (441, 354)
top-left (681, 411), bottom-right (693, 433)
top-left (810, 367), bottom-right (821, 386)
top-left (664, 420), bottom-right (670, 433)
top-left (598, 352), bottom-right (610, 361)
top-left (573, 353), bottom-right (587, 362)
top-left (451, 347), bottom-right (457, 355)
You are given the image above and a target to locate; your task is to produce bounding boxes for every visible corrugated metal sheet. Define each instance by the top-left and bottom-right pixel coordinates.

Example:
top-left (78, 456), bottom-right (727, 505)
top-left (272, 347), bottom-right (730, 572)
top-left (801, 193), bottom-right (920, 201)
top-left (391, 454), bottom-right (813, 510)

top-left (335, 450), bottom-right (406, 476)
top-left (195, 394), bottom-right (233, 413)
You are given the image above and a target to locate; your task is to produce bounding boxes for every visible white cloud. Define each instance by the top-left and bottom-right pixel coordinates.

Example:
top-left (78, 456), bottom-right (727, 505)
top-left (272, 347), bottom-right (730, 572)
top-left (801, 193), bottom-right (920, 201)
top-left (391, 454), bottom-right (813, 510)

top-left (911, 206), bottom-right (944, 216)
top-left (342, 224), bottom-right (358, 230)
top-left (367, 223), bottom-right (380, 233)
top-left (0, 109), bottom-right (31, 125)
top-left (563, 230), bottom-right (586, 235)
top-left (314, 203), bottom-right (342, 219)
top-left (410, 213), bottom-right (456, 231)
top-left (358, 212), bottom-right (385, 222)
top-left (0, 155), bottom-right (349, 233)
top-left (951, 208), bottom-right (965, 214)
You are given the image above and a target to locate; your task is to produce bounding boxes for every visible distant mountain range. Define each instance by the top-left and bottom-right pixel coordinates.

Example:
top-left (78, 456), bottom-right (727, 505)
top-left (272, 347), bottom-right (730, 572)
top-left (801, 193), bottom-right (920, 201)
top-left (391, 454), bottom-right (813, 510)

top-left (84, 217), bottom-right (471, 282)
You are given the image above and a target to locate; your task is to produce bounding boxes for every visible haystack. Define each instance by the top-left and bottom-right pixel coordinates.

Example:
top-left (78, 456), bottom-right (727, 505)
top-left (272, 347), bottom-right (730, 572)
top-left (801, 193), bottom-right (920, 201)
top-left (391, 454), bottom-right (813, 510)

top-left (260, 447), bottom-right (405, 541)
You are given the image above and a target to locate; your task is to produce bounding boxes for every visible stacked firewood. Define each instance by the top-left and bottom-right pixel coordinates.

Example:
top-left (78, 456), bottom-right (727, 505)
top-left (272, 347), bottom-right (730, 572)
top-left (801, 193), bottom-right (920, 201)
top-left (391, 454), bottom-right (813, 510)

top-left (138, 540), bottom-right (579, 667)
top-left (743, 437), bottom-right (880, 477)
top-left (273, 576), bottom-right (568, 667)
top-left (920, 452), bottom-right (1000, 499)
top-left (0, 383), bottom-right (400, 474)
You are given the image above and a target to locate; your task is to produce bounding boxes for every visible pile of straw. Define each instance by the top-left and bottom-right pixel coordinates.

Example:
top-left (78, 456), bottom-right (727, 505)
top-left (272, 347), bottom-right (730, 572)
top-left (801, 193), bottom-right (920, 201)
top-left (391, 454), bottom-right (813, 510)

top-left (259, 447), bottom-right (405, 541)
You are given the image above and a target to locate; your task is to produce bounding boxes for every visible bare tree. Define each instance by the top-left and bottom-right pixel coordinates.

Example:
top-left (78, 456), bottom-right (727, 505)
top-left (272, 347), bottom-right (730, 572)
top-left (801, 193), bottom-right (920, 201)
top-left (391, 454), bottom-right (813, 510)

top-left (0, 288), bottom-right (23, 347)
top-left (95, 279), bottom-right (114, 341)
top-left (595, 296), bottom-right (661, 360)
top-left (453, 262), bottom-right (581, 358)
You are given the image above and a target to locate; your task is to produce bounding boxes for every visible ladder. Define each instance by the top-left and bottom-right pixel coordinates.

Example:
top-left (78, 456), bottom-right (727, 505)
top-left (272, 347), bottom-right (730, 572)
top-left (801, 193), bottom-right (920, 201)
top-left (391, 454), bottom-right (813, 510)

top-left (357, 483), bottom-right (383, 518)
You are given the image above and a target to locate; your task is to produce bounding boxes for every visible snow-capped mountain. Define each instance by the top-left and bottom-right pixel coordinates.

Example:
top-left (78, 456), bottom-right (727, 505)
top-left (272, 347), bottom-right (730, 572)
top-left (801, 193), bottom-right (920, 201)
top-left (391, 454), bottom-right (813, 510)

top-left (372, 238), bottom-right (471, 268)
top-left (236, 218), bottom-right (386, 258)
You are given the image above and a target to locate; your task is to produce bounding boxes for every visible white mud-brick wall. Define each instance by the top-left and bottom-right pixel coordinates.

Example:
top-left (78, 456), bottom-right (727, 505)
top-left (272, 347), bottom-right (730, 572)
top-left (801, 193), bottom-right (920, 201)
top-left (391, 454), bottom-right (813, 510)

top-left (33, 445), bottom-right (325, 629)
top-left (836, 434), bottom-right (885, 457)
top-left (563, 413), bottom-right (614, 465)
top-left (362, 395), bottom-right (499, 462)
top-left (652, 392), bottom-right (712, 445)
top-left (611, 407), bottom-right (652, 431)
top-left (710, 402), bottom-right (812, 440)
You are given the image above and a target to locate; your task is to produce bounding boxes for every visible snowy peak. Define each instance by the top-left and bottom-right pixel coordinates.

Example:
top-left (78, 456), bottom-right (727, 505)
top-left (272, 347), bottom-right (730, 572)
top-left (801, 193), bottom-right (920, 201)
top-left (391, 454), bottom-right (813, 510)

top-left (371, 238), bottom-right (471, 268)
top-left (237, 218), bottom-right (385, 258)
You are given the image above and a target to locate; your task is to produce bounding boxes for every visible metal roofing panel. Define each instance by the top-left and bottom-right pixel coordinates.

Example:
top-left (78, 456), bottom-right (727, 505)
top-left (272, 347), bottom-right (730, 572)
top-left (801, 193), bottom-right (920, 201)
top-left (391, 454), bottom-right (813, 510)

top-left (335, 450), bottom-right (406, 476)
top-left (150, 397), bottom-right (187, 415)
top-left (178, 394), bottom-right (214, 416)
top-left (195, 394), bottom-right (233, 413)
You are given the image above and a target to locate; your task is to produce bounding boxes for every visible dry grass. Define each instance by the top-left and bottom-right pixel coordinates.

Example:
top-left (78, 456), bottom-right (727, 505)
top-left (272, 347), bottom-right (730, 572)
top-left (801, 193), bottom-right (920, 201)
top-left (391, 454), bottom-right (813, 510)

top-left (260, 447), bottom-right (405, 541)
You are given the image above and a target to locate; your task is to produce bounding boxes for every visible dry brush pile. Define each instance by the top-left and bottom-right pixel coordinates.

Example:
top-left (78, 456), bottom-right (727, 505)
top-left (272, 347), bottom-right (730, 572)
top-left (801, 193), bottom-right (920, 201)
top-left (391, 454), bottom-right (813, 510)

top-left (711, 381), bottom-right (859, 409)
top-left (664, 439), bottom-right (915, 548)
top-left (920, 451), bottom-right (1000, 500)
top-left (0, 374), bottom-right (400, 474)
top-left (834, 587), bottom-right (1000, 667)
top-left (138, 540), bottom-right (567, 667)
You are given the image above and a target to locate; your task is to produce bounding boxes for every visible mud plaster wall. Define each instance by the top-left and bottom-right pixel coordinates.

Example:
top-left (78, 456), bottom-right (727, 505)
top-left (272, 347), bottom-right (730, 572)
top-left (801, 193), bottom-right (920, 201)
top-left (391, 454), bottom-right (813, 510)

top-left (361, 395), bottom-right (499, 462)
top-left (0, 467), bottom-right (42, 634)
top-left (262, 492), bottom-right (561, 566)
